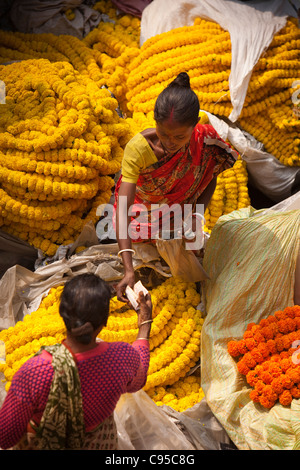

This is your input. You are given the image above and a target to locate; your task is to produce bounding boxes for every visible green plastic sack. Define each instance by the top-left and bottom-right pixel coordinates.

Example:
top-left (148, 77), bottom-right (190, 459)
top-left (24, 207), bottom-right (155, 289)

top-left (201, 206), bottom-right (300, 450)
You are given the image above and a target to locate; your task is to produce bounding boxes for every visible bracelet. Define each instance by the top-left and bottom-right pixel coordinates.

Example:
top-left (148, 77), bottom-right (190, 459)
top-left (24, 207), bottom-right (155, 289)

top-left (139, 320), bottom-right (153, 327)
top-left (117, 248), bottom-right (135, 257)
top-left (193, 212), bottom-right (205, 221)
top-left (136, 337), bottom-right (149, 341)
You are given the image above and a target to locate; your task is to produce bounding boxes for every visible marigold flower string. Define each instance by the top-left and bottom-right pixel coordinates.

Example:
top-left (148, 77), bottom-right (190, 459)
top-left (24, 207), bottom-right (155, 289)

top-left (0, 59), bottom-right (133, 255)
top-left (228, 305), bottom-right (300, 409)
top-left (125, 17), bottom-right (300, 167)
top-left (147, 374), bottom-right (204, 412)
top-left (204, 156), bottom-right (250, 231)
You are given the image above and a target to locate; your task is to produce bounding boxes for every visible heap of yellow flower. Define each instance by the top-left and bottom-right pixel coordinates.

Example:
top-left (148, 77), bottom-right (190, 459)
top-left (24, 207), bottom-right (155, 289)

top-left (126, 19), bottom-right (232, 116)
top-left (99, 276), bottom-right (203, 392)
top-left (0, 276), bottom-right (204, 411)
top-left (126, 17), bottom-right (300, 166)
top-left (0, 58), bottom-right (133, 255)
top-left (147, 374), bottom-right (204, 412)
top-left (0, 1), bottom-right (140, 114)
top-left (205, 157), bottom-right (250, 231)
top-left (92, 0), bottom-right (141, 48)
top-left (0, 285), bottom-right (66, 386)
top-left (239, 18), bottom-right (300, 167)
top-left (82, 1), bottom-right (141, 112)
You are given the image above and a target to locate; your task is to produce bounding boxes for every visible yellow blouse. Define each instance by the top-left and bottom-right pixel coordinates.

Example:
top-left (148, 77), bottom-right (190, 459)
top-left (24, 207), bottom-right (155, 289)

top-left (121, 133), bottom-right (158, 184)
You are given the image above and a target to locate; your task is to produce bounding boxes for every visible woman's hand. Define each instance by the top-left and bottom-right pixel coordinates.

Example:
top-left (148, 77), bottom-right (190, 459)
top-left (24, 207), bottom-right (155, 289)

top-left (136, 291), bottom-right (153, 341)
top-left (115, 181), bottom-right (137, 302)
top-left (137, 291), bottom-right (152, 326)
top-left (116, 270), bottom-right (135, 302)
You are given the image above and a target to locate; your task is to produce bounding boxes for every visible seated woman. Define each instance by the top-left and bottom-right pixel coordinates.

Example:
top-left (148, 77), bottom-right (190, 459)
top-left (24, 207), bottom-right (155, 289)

top-left (0, 273), bottom-right (152, 450)
top-left (115, 72), bottom-right (237, 301)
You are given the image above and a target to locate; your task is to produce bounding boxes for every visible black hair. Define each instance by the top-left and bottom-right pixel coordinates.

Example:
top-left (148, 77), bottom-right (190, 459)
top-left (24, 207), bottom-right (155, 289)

top-left (59, 273), bottom-right (111, 345)
top-left (154, 72), bottom-right (199, 127)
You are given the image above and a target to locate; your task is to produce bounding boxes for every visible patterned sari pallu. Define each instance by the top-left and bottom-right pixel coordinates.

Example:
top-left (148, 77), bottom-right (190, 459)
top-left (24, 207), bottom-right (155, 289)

top-left (14, 344), bottom-right (118, 450)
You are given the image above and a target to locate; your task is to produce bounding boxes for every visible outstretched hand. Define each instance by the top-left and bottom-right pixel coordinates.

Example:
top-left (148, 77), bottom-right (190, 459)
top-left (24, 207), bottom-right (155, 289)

top-left (115, 271), bottom-right (135, 302)
top-left (137, 291), bottom-right (152, 326)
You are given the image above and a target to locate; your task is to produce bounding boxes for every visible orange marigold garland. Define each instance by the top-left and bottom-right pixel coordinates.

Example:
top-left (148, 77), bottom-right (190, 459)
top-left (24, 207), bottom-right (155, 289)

top-left (228, 305), bottom-right (300, 409)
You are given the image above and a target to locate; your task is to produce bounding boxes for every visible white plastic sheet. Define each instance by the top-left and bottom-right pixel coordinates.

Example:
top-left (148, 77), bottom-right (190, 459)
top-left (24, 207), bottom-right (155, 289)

top-left (114, 391), bottom-right (234, 450)
top-left (140, 0), bottom-right (296, 122)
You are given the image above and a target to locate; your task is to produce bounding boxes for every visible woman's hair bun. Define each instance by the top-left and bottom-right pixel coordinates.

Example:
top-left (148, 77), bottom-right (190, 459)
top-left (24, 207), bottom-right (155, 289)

top-left (169, 72), bottom-right (190, 88)
top-left (154, 71), bottom-right (199, 127)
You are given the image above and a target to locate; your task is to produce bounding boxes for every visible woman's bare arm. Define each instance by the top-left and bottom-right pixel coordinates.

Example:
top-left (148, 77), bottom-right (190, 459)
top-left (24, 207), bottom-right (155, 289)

top-left (116, 181), bottom-right (137, 301)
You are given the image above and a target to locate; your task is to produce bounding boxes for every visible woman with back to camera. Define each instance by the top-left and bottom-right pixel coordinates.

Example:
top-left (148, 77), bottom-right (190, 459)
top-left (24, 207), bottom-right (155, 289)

top-left (115, 72), bottom-right (237, 301)
top-left (0, 273), bottom-right (152, 450)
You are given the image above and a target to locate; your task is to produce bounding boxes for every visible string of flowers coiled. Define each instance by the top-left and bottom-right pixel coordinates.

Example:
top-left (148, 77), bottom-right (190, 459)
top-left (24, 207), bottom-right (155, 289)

top-left (228, 305), bottom-right (300, 409)
top-left (0, 276), bottom-right (203, 411)
top-left (204, 157), bottom-right (251, 231)
top-left (147, 375), bottom-right (204, 412)
top-left (0, 1), bottom-right (140, 114)
top-left (126, 17), bottom-right (300, 166)
top-left (82, 4), bottom-right (140, 113)
top-left (0, 59), bottom-right (133, 255)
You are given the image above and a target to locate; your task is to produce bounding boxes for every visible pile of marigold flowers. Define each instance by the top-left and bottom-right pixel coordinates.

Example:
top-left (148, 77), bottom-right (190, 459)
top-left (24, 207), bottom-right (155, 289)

top-left (147, 374), bottom-right (204, 412)
top-left (0, 3), bottom-right (143, 256)
top-left (204, 156), bottom-right (250, 231)
top-left (0, 276), bottom-right (204, 411)
top-left (0, 58), bottom-right (133, 256)
top-left (0, 0), bottom-right (140, 114)
top-left (228, 305), bottom-right (300, 409)
top-left (126, 17), bottom-right (300, 167)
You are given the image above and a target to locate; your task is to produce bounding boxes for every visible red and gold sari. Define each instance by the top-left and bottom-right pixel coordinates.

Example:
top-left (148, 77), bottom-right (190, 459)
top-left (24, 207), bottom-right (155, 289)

top-left (114, 123), bottom-right (236, 241)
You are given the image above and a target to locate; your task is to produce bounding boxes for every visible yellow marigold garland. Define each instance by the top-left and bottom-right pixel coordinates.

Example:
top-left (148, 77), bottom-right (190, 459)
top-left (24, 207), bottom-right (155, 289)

top-left (0, 276), bottom-right (203, 412)
top-left (204, 156), bottom-right (250, 231)
top-left (0, 1), bottom-right (140, 114)
top-left (125, 17), bottom-right (300, 166)
top-left (0, 59), bottom-right (132, 255)
top-left (82, 9), bottom-right (140, 112)
top-left (147, 374), bottom-right (204, 412)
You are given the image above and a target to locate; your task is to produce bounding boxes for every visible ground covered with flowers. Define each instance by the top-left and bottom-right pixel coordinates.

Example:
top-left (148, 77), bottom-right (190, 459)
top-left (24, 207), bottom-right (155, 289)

top-left (228, 305), bottom-right (300, 409)
top-left (0, 276), bottom-right (204, 412)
